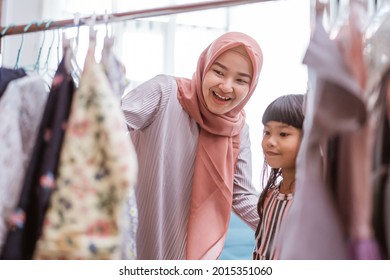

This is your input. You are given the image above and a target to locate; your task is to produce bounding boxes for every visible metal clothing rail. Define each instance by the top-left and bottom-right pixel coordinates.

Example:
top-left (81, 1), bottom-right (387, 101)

top-left (0, 0), bottom-right (269, 37)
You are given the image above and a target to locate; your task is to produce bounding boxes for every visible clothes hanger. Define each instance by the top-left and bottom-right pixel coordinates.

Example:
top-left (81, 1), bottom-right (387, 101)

top-left (42, 25), bottom-right (56, 74)
top-left (101, 11), bottom-right (114, 63)
top-left (13, 22), bottom-right (31, 69)
top-left (102, 10), bottom-right (113, 54)
top-left (63, 13), bottom-right (83, 87)
top-left (63, 32), bottom-right (81, 87)
top-left (38, 21), bottom-right (58, 90)
top-left (56, 28), bottom-right (61, 65)
top-left (33, 22), bottom-right (46, 73)
top-left (100, 12), bottom-right (128, 100)
top-left (88, 13), bottom-right (97, 53)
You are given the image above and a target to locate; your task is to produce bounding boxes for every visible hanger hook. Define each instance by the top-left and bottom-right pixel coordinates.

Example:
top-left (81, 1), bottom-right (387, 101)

top-left (43, 20), bottom-right (56, 72)
top-left (56, 28), bottom-right (62, 65)
top-left (34, 21), bottom-right (45, 72)
top-left (1, 23), bottom-right (16, 37)
top-left (14, 21), bottom-right (36, 68)
top-left (88, 13), bottom-right (97, 50)
top-left (89, 13), bottom-right (97, 35)
top-left (104, 10), bottom-right (110, 38)
top-left (74, 12), bottom-right (81, 51)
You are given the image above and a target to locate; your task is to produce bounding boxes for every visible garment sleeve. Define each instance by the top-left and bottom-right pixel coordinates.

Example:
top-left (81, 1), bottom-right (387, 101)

top-left (121, 74), bottom-right (175, 131)
top-left (232, 122), bottom-right (260, 231)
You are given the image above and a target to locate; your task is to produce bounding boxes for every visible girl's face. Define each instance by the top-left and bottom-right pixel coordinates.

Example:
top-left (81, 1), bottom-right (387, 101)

top-left (202, 49), bottom-right (253, 115)
top-left (262, 121), bottom-right (302, 171)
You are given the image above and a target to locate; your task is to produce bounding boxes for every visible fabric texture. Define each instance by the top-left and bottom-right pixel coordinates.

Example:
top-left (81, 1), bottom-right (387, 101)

top-left (101, 36), bottom-right (128, 99)
top-left (34, 47), bottom-right (137, 259)
top-left (278, 16), bottom-right (367, 260)
top-left (0, 75), bottom-right (48, 253)
top-left (0, 67), bottom-right (26, 99)
top-left (253, 186), bottom-right (293, 260)
top-left (176, 31), bottom-right (263, 260)
top-left (101, 37), bottom-right (138, 259)
top-left (120, 186), bottom-right (138, 259)
top-left (1, 59), bottom-right (75, 260)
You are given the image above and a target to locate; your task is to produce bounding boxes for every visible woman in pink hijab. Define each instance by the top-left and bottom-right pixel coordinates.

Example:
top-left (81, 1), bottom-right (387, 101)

top-left (121, 31), bottom-right (263, 259)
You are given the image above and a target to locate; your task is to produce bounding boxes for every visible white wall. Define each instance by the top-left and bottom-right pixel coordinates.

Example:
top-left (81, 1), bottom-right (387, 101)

top-left (1, 0), bottom-right (44, 67)
top-left (229, 0), bottom-right (310, 189)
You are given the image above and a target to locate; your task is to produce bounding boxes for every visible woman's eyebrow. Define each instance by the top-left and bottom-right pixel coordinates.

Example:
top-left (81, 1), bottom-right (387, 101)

top-left (213, 61), bottom-right (227, 70)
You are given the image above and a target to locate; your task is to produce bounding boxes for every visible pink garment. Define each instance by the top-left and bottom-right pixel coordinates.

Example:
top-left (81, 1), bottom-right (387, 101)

top-left (334, 11), bottom-right (380, 259)
top-left (279, 16), bottom-right (367, 259)
top-left (176, 32), bottom-right (263, 260)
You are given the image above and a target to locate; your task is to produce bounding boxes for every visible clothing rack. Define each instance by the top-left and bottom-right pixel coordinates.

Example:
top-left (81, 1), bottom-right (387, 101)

top-left (0, 0), bottom-right (269, 37)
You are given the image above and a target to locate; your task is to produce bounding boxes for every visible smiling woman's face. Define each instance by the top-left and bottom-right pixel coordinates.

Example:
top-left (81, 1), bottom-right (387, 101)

top-left (202, 49), bottom-right (253, 115)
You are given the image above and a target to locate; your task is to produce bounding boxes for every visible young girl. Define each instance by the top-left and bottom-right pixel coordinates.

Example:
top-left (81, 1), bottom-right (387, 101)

top-left (253, 94), bottom-right (304, 260)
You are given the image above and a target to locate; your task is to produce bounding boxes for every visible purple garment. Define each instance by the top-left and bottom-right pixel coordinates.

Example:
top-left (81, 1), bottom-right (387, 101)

top-left (347, 238), bottom-right (382, 260)
top-left (0, 67), bottom-right (26, 99)
top-left (279, 17), bottom-right (367, 259)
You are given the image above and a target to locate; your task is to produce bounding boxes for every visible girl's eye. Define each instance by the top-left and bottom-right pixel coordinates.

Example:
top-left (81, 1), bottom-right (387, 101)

top-left (280, 132), bottom-right (289, 137)
top-left (263, 130), bottom-right (270, 136)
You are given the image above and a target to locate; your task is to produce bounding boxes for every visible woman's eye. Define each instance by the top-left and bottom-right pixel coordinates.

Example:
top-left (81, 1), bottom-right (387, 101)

top-left (237, 79), bottom-right (249, 84)
top-left (213, 69), bottom-right (223, 76)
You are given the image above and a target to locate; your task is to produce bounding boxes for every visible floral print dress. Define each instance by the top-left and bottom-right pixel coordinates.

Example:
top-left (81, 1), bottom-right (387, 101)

top-left (34, 46), bottom-right (138, 260)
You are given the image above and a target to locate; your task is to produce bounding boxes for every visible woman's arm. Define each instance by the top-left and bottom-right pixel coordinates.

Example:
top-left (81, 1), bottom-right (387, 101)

top-left (121, 74), bottom-right (175, 131)
top-left (232, 123), bottom-right (260, 230)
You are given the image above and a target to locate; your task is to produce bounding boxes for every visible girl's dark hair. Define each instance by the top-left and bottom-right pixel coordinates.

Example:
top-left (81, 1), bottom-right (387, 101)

top-left (262, 94), bottom-right (304, 129)
top-left (256, 94), bottom-right (305, 217)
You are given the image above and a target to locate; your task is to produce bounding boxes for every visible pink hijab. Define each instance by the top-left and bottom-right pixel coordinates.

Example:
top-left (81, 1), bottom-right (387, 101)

top-left (176, 32), bottom-right (263, 259)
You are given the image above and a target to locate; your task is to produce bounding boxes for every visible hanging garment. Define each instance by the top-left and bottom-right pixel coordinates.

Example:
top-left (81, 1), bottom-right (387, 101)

top-left (34, 46), bottom-right (137, 260)
top-left (0, 75), bottom-right (48, 253)
top-left (120, 186), bottom-right (138, 260)
top-left (279, 16), bottom-right (367, 259)
top-left (384, 76), bottom-right (390, 257)
top-left (0, 57), bottom-right (76, 260)
top-left (101, 36), bottom-right (138, 260)
top-left (101, 36), bottom-right (128, 99)
top-left (371, 70), bottom-right (390, 259)
top-left (385, 165), bottom-right (390, 258)
top-left (331, 10), bottom-right (381, 260)
top-left (0, 67), bottom-right (27, 99)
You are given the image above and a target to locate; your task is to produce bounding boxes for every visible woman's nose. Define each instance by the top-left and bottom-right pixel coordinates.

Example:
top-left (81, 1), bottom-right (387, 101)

top-left (219, 79), bottom-right (233, 93)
